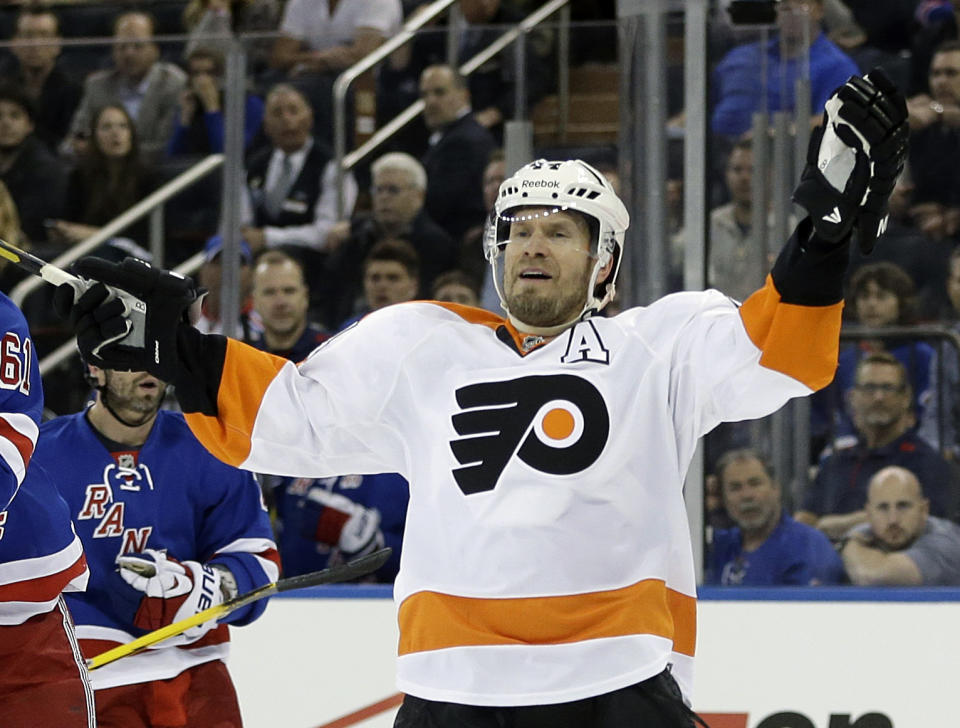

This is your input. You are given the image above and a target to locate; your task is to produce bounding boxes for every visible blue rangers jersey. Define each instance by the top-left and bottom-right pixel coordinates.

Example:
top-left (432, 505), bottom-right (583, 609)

top-left (33, 409), bottom-right (280, 690)
top-left (0, 291), bottom-right (89, 625)
top-left (271, 472), bottom-right (408, 580)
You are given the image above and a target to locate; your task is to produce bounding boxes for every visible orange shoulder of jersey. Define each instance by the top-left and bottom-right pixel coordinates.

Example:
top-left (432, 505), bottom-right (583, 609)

top-left (184, 338), bottom-right (290, 467)
top-left (738, 274), bottom-right (842, 391)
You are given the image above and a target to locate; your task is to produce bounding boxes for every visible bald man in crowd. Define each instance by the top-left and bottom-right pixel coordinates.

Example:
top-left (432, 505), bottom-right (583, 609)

top-left (841, 466), bottom-right (960, 585)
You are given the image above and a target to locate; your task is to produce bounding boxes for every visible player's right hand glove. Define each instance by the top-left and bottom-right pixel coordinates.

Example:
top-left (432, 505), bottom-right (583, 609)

top-left (117, 549), bottom-right (224, 645)
top-left (299, 487), bottom-right (385, 560)
top-left (792, 68), bottom-right (909, 253)
top-left (52, 256), bottom-right (202, 381)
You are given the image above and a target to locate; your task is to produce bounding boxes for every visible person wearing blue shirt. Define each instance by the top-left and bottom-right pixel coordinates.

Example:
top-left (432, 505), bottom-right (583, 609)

top-left (709, 448), bottom-right (844, 585)
top-left (167, 47), bottom-right (264, 157)
top-left (711, 0), bottom-right (860, 138)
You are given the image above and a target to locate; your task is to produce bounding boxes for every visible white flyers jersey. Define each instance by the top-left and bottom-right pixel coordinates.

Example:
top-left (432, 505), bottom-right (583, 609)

top-left (185, 275), bottom-right (842, 706)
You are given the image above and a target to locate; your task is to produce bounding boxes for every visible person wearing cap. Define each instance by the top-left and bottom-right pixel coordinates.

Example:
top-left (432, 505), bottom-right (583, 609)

top-left (0, 84), bottom-right (67, 245)
top-left (195, 234), bottom-right (255, 337)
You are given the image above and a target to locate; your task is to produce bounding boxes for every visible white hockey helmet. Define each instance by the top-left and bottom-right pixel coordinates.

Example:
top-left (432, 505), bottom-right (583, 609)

top-left (484, 159), bottom-right (630, 321)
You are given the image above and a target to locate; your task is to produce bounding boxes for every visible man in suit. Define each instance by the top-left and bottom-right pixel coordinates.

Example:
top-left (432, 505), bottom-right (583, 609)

top-left (65, 11), bottom-right (186, 163)
top-left (419, 64), bottom-right (496, 242)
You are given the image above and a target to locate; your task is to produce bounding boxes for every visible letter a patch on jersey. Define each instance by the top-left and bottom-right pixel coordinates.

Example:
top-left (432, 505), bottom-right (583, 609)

top-left (560, 320), bottom-right (610, 365)
top-left (449, 374), bottom-right (609, 495)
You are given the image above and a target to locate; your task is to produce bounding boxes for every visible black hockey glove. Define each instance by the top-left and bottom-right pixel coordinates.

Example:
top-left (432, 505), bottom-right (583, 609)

top-left (792, 68), bottom-right (909, 253)
top-left (52, 256), bottom-right (202, 382)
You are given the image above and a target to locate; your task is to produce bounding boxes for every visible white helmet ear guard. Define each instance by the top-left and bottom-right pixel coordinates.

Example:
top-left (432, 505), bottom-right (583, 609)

top-left (486, 159), bottom-right (630, 320)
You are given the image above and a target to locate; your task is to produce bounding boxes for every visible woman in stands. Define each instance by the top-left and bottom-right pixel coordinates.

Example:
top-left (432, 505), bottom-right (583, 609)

top-left (49, 104), bottom-right (156, 251)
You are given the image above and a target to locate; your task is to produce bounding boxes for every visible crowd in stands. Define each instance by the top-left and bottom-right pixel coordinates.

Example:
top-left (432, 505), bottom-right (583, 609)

top-left (2, 0), bottom-right (960, 587)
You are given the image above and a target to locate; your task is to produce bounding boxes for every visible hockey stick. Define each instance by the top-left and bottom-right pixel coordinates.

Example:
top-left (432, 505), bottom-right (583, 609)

top-left (86, 547), bottom-right (392, 671)
top-left (0, 236), bottom-right (83, 288)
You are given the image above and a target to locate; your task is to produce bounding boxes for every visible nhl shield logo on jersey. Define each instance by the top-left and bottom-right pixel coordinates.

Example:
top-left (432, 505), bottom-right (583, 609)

top-left (449, 374), bottom-right (610, 494)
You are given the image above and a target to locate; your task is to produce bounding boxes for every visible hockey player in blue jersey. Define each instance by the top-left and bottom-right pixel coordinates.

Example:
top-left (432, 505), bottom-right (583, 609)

top-left (0, 292), bottom-right (94, 727)
top-left (33, 361), bottom-right (281, 728)
top-left (272, 473), bottom-right (407, 580)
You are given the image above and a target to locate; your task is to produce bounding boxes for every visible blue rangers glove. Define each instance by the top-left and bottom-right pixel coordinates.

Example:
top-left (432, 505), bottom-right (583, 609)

top-left (793, 68), bottom-right (909, 253)
top-left (299, 487), bottom-right (385, 560)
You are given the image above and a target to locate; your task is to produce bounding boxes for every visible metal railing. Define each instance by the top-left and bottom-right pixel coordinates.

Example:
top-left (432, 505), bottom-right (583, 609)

top-left (13, 154), bottom-right (224, 309)
top-left (332, 0), bottom-right (572, 215)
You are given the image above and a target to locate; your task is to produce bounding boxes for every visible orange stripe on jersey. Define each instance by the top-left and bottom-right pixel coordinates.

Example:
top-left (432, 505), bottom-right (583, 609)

top-left (397, 580), bottom-right (696, 657)
top-left (184, 339), bottom-right (288, 467)
top-left (738, 274), bottom-right (842, 391)
top-left (423, 301), bottom-right (547, 355)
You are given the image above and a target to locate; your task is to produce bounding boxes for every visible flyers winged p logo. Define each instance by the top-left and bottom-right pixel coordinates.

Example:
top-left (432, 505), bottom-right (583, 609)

top-left (450, 374), bottom-right (609, 495)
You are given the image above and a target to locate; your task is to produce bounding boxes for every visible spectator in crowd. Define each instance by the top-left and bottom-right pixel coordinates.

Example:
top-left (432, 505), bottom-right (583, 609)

top-left (0, 85), bottom-right (66, 246)
top-left (708, 138), bottom-right (794, 302)
top-left (35, 360), bottom-right (280, 726)
top-left (246, 250), bottom-right (330, 360)
top-left (419, 64), bottom-right (497, 241)
top-left (816, 262), bottom-right (937, 445)
top-left (920, 246), bottom-right (960, 457)
top-left (708, 448), bottom-right (843, 585)
top-left (431, 269), bottom-right (480, 307)
top-left (269, 0), bottom-right (402, 143)
top-left (240, 84), bottom-right (357, 262)
top-left (842, 466), bottom-right (960, 585)
top-left (0, 6), bottom-right (80, 152)
top-left (796, 353), bottom-right (958, 539)
top-left (711, 0), bottom-right (859, 138)
top-left (270, 0), bottom-right (401, 75)
top-left (339, 238), bottom-right (419, 329)
top-left (50, 105), bottom-right (157, 250)
top-left (65, 11), bottom-right (187, 163)
top-left (183, 0), bottom-right (281, 77)
top-left (326, 151), bottom-right (455, 326)
top-left (271, 471), bottom-right (407, 581)
top-left (457, 0), bottom-right (552, 139)
top-left (461, 149), bottom-right (506, 295)
top-left (906, 40), bottom-right (960, 241)
top-left (168, 47), bottom-right (264, 157)
top-left (196, 234), bottom-right (255, 337)
top-left (0, 181), bottom-right (27, 293)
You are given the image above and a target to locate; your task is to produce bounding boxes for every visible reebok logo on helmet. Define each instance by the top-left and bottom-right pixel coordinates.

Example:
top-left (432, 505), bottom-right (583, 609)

top-left (521, 180), bottom-right (560, 189)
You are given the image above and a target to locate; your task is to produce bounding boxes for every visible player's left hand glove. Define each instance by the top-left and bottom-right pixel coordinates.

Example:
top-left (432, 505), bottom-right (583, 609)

top-left (793, 68), bottom-right (909, 253)
top-left (299, 488), bottom-right (385, 560)
top-left (117, 549), bottom-right (225, 644)
top-left (52, 257), bottom-right (202, 381)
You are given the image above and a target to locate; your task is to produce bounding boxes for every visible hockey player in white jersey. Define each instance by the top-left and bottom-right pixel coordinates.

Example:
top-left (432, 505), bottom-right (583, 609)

top-left (56, 70), bottom-right (908, 726)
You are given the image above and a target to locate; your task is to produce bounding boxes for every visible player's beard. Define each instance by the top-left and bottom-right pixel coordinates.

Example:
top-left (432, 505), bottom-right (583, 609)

top-left (506, 263), bottom-right (592, 329)
top-left (101, 372), bottom-right (164, 427)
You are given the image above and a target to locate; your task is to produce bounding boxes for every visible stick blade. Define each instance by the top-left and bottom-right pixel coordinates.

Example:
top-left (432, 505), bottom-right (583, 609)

top-left (276, 547), bottom-right (392, 593)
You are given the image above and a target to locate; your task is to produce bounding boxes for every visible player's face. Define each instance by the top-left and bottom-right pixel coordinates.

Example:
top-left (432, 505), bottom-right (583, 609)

top-left (930, 50), bottom-right (960, 106)
top-left (854, 280), bottom-right (899, 328)
top-left (363, 259), bottom-right (418, 311)
top-left (253, 262), bottom-right (309, 337)
top-left (866, 475), bottom-right (928, 550)
top-left (720, 457), bottom-right (780, 533)
top-left (502, 207), bottom-right (598, 328)
top-left (100, 369), bottom-right (165, 426)
top-left (850, 363), bottom-right (910, 430)
top-left (372, 168), bottom-right (424, 229)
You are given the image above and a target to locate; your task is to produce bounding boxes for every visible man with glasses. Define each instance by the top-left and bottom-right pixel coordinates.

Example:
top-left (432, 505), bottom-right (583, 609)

top-left (796, 352), bottom-right (959, 539)
top-left (326, 151), bottom-right (455, 326)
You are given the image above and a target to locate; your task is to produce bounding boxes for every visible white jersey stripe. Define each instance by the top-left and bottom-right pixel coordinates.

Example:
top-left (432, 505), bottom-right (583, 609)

top-left (0, 532), bottom-right (84, 586)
